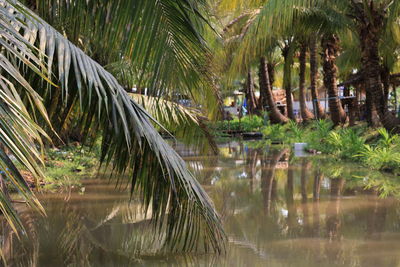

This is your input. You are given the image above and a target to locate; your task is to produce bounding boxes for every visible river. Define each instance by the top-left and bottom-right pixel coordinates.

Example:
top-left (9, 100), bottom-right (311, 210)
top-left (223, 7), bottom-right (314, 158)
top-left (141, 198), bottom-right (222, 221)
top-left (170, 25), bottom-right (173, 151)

top-left (4, 141), bottom-right (400, 266)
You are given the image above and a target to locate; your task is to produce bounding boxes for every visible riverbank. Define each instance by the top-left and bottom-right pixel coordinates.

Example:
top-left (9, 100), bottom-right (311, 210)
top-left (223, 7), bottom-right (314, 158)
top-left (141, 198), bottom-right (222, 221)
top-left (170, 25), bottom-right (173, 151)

top-left (27, 117), bottom-right (400, 192)
top-left (20, 143), bottom-right (101, 191)
top-left (210, 117), bottom-right (400, 175)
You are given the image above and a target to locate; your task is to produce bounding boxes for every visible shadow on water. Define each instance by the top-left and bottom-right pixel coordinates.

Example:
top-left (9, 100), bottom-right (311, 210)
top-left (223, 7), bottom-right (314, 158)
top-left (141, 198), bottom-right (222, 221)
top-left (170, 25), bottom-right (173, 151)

top-left (3, 141), bottom-right (400, 266)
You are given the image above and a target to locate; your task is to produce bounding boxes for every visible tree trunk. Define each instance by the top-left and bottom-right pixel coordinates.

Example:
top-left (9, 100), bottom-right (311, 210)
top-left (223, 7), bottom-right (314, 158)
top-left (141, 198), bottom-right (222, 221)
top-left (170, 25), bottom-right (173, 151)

top-left (245, 70), bottom-right (258, 115)
top-left (259, 63), bottom-right (277, 108)
top-left (321, 34), bottom-right (347, 126)
top-left (310, 36), bottom-right (325, 119)
top-left (259, 57), bottom-right (288, 124)
top-left (299, 43), bottom-right (314, 121)
top-left (282, 45), bottom-right (295, 120)
top-left (356, 1), bottom-right (400, 131)
top-left (381, 66), bottom-right (391, 115)
top-left (267, 63), bottom-right (275, 90)
top-left (365, 87), bottom-right (380, 125)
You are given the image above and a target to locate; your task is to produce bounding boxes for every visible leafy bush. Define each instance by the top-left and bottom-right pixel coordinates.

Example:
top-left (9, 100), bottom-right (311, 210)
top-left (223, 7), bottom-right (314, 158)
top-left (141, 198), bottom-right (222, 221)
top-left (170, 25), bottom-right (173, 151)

top-left (286, 120), bottom-right (304, 142)
top-left (323, 128), bottom-right (366, 159)
top-left (359, 145), bottom-right (400, 172)
top-left (261, 123), bottom-right (287, 142)
top-left (376, 128), bottom-right (400, 148)
top-left (213, 115), bottom-right (265, 132)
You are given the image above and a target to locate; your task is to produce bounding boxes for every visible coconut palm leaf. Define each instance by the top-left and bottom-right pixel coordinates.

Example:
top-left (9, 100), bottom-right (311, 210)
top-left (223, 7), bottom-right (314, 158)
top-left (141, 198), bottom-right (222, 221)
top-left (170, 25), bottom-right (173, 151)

top-left (1, 0), bottom-right (225, 253)
top-left (130, 94), bottom-right (219, 155)
top-left (33, 0), bottom-right (221, 119)
top-left (0, 73), bottom-right (46, 238)
top-left (106, 60), bottom-right (218, 154)
top-left (0, 13), bottom-right (53, 240)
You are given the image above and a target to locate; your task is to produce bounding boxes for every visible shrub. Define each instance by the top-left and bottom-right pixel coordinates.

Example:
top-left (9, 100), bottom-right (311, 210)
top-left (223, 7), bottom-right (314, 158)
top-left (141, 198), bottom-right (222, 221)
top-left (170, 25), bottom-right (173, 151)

top-left (323, 128), bottom-right (366, 159)
top-left (212, 115), bottom-right (265, 132)
top-left (376, 128), bottom-right (400, 149)
top-left (262, 123), bottom-right (287, 142)
top-left (359, 145), bottom-right (400, 172)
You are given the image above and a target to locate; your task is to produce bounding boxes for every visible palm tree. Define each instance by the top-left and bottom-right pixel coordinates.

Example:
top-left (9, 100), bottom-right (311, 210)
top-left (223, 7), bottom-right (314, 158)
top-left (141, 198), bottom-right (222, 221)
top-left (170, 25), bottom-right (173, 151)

top-left (349, 0), bottom-right (400, 130)
top-left (259, 57), bottom-right (288, 123)
top-left (298, 41), bottom-right (315, 121)
top-left (0, 0), bottom-right (225, 260)
top-left (321, 34), bottom-right (347, 125)
top-left (245, 69), bottom-right (258, 114)
top-left (309, 36), bottom-right (326, 119)
top-left (281, 39), bottom-right (296, 120)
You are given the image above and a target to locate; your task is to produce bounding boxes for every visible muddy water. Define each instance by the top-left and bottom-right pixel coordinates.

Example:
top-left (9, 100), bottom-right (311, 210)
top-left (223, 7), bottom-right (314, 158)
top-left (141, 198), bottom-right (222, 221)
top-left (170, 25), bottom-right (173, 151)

top-left (5, 141), bottom-right (400, 266)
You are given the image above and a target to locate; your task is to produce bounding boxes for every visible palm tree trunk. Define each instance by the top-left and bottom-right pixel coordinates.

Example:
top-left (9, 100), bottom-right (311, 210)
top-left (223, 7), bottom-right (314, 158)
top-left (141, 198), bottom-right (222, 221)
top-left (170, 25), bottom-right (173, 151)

top-left (310, 37), bottom-right (325, 119)
top-left (282, 45), bottom-right (295, 120)
top-left (245, 70), bottom-right (258, 115)
top-left (267, 63), bottom-right (275, 89)
top-left (355, 1), bottom-right (400, 131)
top-left (382, 67), bottom-right (390, 112)
top-left (259, 57), bottom-right (288, 124)
top-left (321, 34), bottom-right (347, 126)
top-left (299, 43), bottom-right (314, 121)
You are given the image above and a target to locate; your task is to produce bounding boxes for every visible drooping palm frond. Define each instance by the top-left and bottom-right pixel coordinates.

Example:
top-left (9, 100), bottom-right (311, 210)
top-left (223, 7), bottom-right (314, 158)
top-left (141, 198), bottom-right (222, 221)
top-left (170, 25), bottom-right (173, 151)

top-left (106, 60), bottom-right (218, 154)
top-left (130, 94), bottom-right (218, 155)
top-left (0, 9), bottom-right (53, 243)
top-left (32, 0), bottom-right (221, 119)
top-left (2, 0), bottom-right (225, 253)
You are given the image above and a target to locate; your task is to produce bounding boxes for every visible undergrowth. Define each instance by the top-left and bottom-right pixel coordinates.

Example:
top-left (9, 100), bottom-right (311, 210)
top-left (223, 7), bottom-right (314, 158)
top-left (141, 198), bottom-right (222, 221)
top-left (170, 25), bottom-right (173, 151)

top-left (259, 119), bottom-right (400, 174)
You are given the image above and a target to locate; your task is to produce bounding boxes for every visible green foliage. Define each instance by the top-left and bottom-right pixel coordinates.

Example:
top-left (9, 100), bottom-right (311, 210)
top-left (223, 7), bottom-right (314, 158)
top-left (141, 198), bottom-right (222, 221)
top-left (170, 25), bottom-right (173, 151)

top-left (323, 129), bottom-right (366, 159)
top-left (261, 119), bottom-right (400, 173)
top-left (44, 144), bottom-right (100, 189)
top-left (286, 120), bottom-right (304, 142)
top-left (376, 128), bottom-right (400, 148)
top-left (262, 123), bottom-right (287, 142)
top-left (359, 145), bottom-right (400, 172)
top-left (213, 115), bottom-right (265, 132)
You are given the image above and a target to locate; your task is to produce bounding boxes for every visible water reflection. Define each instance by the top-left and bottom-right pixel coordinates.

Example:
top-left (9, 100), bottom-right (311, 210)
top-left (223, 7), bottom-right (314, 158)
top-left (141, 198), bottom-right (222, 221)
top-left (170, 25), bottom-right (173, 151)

top-left (3, 141), bottom-right (400, 266)
top-left (191, 142), bottom-right (400, 267)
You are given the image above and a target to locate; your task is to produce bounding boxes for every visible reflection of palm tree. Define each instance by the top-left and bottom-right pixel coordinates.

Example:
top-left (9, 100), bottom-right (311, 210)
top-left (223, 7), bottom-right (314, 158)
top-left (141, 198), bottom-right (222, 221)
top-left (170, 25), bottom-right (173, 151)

top-left (261, 149), bottom-right (288, 215)
top-left (326, 178), bottom-right (345, 240)
top-left (361, 196), bottom-right (391, 267)
top-left (366, 195), bottom-right (388, 240)
top-left (325, 178), bottom-right (345, 265)
top-left (1, 210), bottom-right (39, 266)
top-left (300, 159), bottom-right (311, 234)
top-left (312, 169), bottom-right (323, 237)
top-left (286, 162), bottom-right (298, 233)
top-left (246, 149), bottom-right (259, 192)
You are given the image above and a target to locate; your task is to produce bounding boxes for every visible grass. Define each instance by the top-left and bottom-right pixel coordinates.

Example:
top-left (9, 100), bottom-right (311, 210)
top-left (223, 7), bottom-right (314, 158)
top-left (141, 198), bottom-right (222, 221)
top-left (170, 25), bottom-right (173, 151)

top-left (41, 142), bottom-right (101, 190)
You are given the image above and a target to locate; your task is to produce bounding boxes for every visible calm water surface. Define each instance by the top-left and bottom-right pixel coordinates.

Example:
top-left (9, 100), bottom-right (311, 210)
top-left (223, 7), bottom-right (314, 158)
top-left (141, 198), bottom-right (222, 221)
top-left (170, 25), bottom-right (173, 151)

top-left (6, 142), bottom-right (400, 266)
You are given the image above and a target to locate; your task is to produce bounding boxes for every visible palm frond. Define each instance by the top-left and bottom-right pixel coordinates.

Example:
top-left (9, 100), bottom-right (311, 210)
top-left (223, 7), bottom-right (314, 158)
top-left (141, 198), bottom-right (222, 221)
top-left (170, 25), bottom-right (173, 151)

top-left (130, 94), bottom-right (219, 155)
top-left (0, 7), bottom-right (54, 240)
top-left (2, 0), bottom-right (225, 253)
top-left (0, 74), bottom-right (46, 236)
top-left (33, 0), bottom-right (221, 119)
